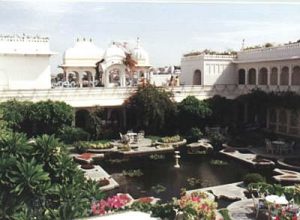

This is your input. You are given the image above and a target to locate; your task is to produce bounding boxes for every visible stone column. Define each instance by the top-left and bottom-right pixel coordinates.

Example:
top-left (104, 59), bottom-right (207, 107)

top-left (278, 66), bottom-right (281, 86)
top-left (120, 68), bottom-right (126, 87)
top-left (288, 64), bottom-right (292, 86)
top-left (65, 72), bottom-right (69, 82)
top-left (92, 72), bottom-right (95, 87)
top-left (104, 70), bottom-right (110, 87)
top-left (267, 67), bottom-right (271, 85)
top-left (245, 68), bottom-right (248, 85)
top-left (255, 67), bottom-right (259, 85)
top-left (79, 72), bottom-right (83, 88)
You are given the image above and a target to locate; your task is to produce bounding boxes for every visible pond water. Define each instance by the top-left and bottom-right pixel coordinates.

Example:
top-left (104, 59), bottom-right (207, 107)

top-left (98, 151), bottom-right (274, 202)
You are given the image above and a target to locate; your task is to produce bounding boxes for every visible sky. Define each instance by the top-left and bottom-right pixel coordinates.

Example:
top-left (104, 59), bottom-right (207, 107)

top-left (1, 0), bottom-right (300, 74)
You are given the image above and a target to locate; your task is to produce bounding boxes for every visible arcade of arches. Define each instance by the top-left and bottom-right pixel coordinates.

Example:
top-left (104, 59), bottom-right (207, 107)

top-left (268, 108), bottom-right (300, 136)
top-left (63, 70), bottom-right (102, 87)
top-left (238, 65), bottom-right (300, 86)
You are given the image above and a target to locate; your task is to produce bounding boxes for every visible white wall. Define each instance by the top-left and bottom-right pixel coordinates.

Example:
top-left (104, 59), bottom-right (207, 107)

top-left (180, 55), bottom-right (204, 85)
top-left (181, 55), bottom-right (235, 86)
top-left (0, 55), bottom-right (51, 90)
top-left (150, 74), bottom-right (172, 86)
top-left (203, 59), bottom-right (236, 85)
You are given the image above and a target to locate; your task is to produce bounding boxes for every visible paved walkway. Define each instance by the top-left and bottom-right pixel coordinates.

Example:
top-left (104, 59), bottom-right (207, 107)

top-left (79, 165), bottom-right (119, 191)
top-left (227, 199), bottom-right (255, 220)
top-left (187, 182), bottom-right (247, 201)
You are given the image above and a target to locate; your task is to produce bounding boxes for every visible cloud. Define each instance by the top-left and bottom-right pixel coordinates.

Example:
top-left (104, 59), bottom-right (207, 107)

top-left (193, 20), bottom-right (300, 50)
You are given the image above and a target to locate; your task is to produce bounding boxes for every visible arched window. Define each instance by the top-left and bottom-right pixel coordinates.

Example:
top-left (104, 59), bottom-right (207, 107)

top-left (109, 68), bottom-right (121, 86)
top-left (270, 67), bottom-right (278, 85)
top-left (248, 68), bottom-right (256, 85)
top-left (258, 67), bottom-right (268, 85)
top-left (238, 69), bottom-right (246, 84)
top-left (292, 66), bottom-right (300, 85)
top-left (280, 66), bottom-right (289, 85)
top-left (193, 69), bottom-right (201, 85)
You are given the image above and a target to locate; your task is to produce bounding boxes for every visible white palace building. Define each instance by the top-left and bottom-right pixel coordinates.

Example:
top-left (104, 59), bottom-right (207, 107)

top-left (0, 34), bottom-right (300, 136)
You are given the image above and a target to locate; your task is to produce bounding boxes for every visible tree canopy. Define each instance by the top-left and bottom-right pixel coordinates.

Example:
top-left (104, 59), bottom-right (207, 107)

top-left (177, 96), bottom-right (212, 131)
top-left (125, 85), bottom-right (176, 134)
top-left (0, 100), bottom-right (73, 137)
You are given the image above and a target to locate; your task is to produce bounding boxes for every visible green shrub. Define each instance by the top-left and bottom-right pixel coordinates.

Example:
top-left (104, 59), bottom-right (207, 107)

top-left (243, 173), bottom-right (266, 186)
top-left (58, 126), bottom-right (90, 144)
top-left (185, 127), bottom-right (203, 143)
top-left (0, 100), bottom-right (73, 137)
top-left (160, 135), bottom-right (181, 143)
top-left (74, 140), bottom-right (113, 152)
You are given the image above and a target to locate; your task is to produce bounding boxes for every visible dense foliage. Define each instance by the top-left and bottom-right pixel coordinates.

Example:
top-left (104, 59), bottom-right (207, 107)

top-left (125, 85), bottom-right (176, 134)
top-left (0, 100), bottom-right (73, 137)
top-left (58, 126), bottom-right (90, 144)
top-left (0, 132), bottom-right (104, 219)
top-left (206, 95), bottom-right (235, 126)
top-left (243, 173), bottom-right (266, 186)
top-left (177, 96), bottom-right (212, 131)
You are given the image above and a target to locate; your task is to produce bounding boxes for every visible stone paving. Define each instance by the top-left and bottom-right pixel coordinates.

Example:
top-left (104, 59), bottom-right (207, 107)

top-left (78, 165), bottom-right (119, 191)
top-left (187, 181), bottom-right (247, 201)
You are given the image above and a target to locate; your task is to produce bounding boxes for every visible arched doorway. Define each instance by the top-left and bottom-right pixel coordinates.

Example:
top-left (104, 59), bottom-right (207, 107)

top-left (292, 66), bottom-right (300, 85)
top-left (270, 67), bottom-right (278, 85)
top-left (258, 67), bottom-right (268, 85)
top-left (248, 68), bottom-right (256, 85)
top-left (280, 66), bottom-right (289, 85)
top-left (238, 69), bottom-right (246, 84)
top-left (193, 69), bottom-right (201, 85)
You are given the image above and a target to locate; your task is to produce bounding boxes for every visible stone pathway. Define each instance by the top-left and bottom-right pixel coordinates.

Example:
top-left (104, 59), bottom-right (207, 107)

top-left (79, 165), bottom-right (119, 191)
top-left (227, 199), bottom-right (255, 220)
top-left (187, 182), bottom-right (247, 201)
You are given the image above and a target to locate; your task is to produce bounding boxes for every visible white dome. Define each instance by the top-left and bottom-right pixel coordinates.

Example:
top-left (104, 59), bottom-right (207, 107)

top-left (64, 39), bottom-right (104, 61)
top-left (104, 43), bottom-right (126, 60)
top-left (132, 38), bottom-right (150, 67)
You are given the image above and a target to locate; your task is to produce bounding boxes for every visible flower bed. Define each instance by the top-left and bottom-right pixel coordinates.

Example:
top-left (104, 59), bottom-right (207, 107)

top-left (160, 135), bottom-right (181, 143)
top-left (91, 192), bottom-right (218, 219)
top-left (176, 192), bottom-right (217, 219)
top-left (91, 194), bottom-right (133, 215)
top-left (75, 140), bottom-right (113, 151)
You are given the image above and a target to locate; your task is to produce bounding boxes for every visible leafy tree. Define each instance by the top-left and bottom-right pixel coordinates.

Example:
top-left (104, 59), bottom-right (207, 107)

top-left (206, 95), bottom-right (235, 126)
top-left (177, 96), bottom-right (212, 131)
top-left (0, 100), bottom-right (73, 137)
top-left (0, 100), bottom-right (30, 132)
top-left (86, 108), bottom-right (105, 140)
top-left (126, 85), bottom-right (176, 134)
